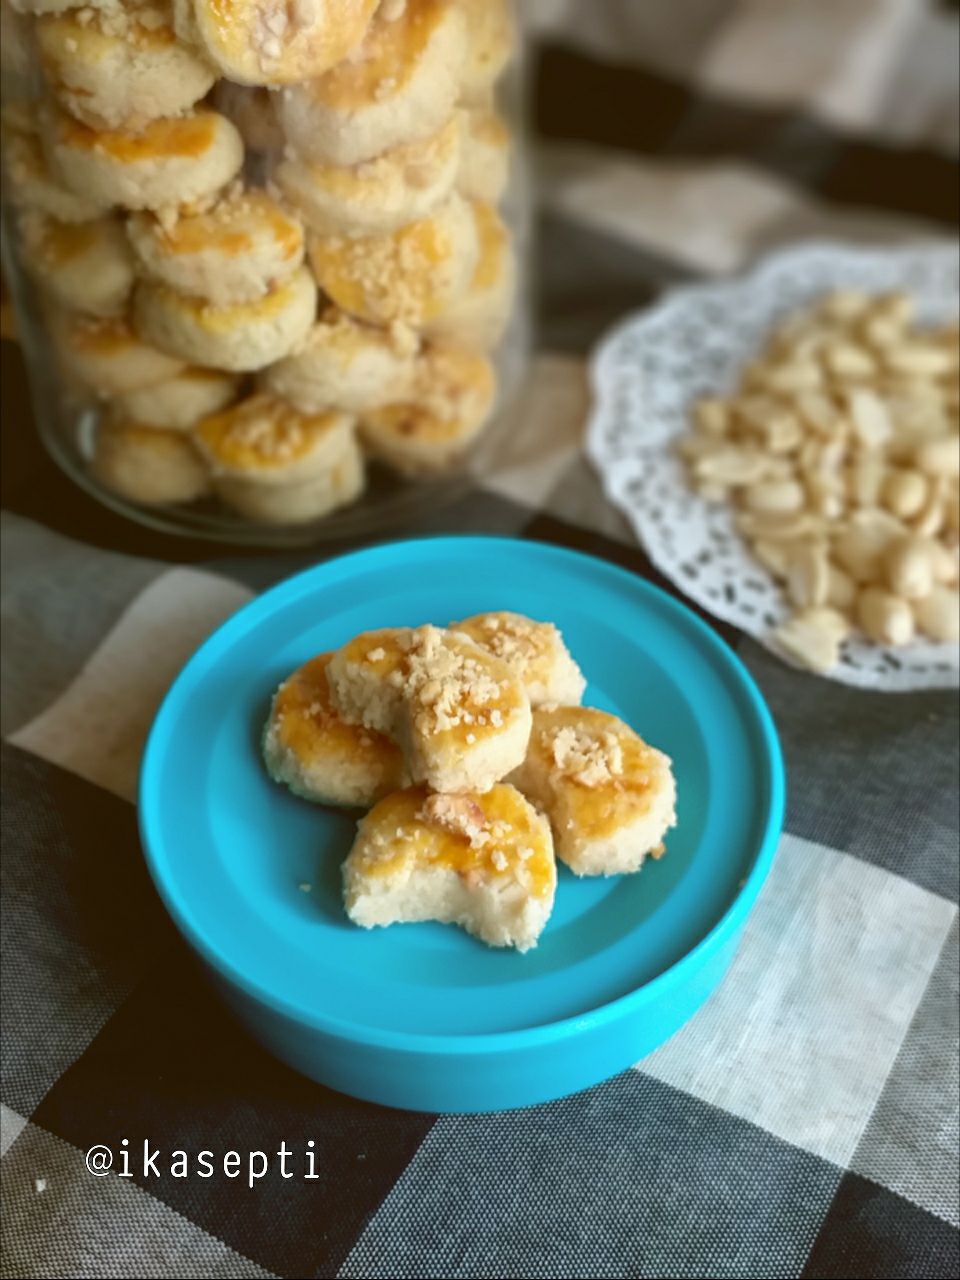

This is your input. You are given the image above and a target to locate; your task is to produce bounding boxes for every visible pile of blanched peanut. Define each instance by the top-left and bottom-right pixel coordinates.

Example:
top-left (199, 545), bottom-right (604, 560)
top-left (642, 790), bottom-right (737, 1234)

top-left (680, 290), bottom-right (960, 673)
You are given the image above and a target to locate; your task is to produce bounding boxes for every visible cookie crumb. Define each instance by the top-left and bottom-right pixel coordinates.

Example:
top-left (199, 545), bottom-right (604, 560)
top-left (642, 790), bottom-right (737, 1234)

top-left (418, 793), bottom-right (490, 847)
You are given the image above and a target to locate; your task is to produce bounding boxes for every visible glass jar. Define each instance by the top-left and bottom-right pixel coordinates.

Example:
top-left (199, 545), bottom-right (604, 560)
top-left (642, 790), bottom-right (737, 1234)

top-left (1, 0), bottom-right (531, 544)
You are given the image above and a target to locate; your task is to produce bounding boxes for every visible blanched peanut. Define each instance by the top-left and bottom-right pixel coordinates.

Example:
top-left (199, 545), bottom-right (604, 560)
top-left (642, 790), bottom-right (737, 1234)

top-left (900, 389), bottom-right (951, 422)
top-left (737, 510), bottom-right (824, 541)
top-left (913, 586), bottom-right (960, 642)
top-left (752, 539), bottom-right (791, 579)
top-left (915, 435), bottom-right (960, 478)
top-left (759, 363), bottom-right (823, 395)
top-left (695, 445), bottom-right (769, 485)
top-left (862, 315), bottom-right (902, 349)
top-left (771, 308), bottom-right (818, 347)
top-left (798, 438), bottom-right (822, 473)
top-left (847, 454), bottom-right (886, 507)
top-left (694, 397), bottom-right (729, 436)
top-left (848, 388), bottom-right (892, 447)
top-left (807, 478), bottom-right (845, 519)
top-left (735, 395), bottom-right (785, 433)
top-left (774, 616), bottom-right (839, 672)
top-left (833, 518), bottom-right (898, 583)
top-left (766, 458), bottom-right (795, 480)
top-left (827, 562), bottom-right (857, 610)
top-left (881, 468), bottom-right (927, 519)
top-left (873, 292), bottom-right (914, 327)
top-left (786, 543), bottom-right (829, 608)
top-left (825, 342), bottom-right (876, 380)
top-left (857, 507), bottom-right (906, 536)
top-left (761, 413), bottom-right (805, 454)
top-left (739, 361), bottom-right (769, 391)
top-left (678, 434), bottom-right (718, 461)
top-left (912, 478), bottom-right (946, 537)
top-left (774, 607), bottom-right (849, 672)
top-left (806, 606), bottom-right (853, 641)
top-left (820, 290), bottom-right (870, 321)
top-left (857, 586), bottom-right (915, 646)
top-left (885, 344), bottom-right (954, 377)
top-left (745, 480), bottom-right (806, 515)
top-left (795, 390), bottom-right (842, 436)
top-left (696, 482), bottom-right (728, 502)
top-left (810, 437), bottom-right (847, 478)
top-left (930, 540), bottom-right (959, 585)
top-left (884, 535), bottom-right (937, 600)
top-left (887, 415), bottom-right (949, 462)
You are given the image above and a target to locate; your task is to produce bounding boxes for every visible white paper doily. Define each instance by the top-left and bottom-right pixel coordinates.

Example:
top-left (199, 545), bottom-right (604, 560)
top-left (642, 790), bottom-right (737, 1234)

top-left (586, 241), bottom-right (960, 691)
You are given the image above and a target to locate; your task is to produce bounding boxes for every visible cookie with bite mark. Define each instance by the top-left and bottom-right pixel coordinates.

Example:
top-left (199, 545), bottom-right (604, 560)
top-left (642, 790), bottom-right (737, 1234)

top-left (343, 784), bottom-right (556, 952)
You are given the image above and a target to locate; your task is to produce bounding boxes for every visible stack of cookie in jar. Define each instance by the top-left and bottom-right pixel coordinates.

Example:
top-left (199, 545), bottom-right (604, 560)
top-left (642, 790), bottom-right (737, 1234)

top-left (1, 0), bottom-right (517, 522)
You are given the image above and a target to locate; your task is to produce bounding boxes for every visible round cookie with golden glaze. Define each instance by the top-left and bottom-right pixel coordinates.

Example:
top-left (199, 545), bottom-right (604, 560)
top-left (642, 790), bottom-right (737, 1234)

top-left (327, 623), bottom-right (532, 794)
top-left (133, 265), bottom-right (317, 371)
top-left (325, 625), bottom-right (410, 738)
top-left (174, 0), bottom-right (378, 87)
top-left (194, 391), bottom-right (354, 485)
top-left (263, 651), bottom-right (409, 806)
top-left (359, 346), bottom-right (495, 475)
top-left (426, 200), bottom-right (515, 350)
top-left (50, 311), bottom-right (187, 395)
top-left (263, 308), bottom-right (418, 414)
top-left (450, 612), bottom-right (586, 708)
top-left (199, 397), bottom-right (364, 523)
top-left (279, 0), bottom-right (466, 165)
top-left (19, 212), bottom-right (135, 318)
top-left (43, 108), bottom-right (244, 213)
top-left (2, 106), bottom-right (111, 223)
top-left (274, 113), bottom-right (462, 237)
top-left (307, 192), bottom-right (477, 329)
top-left (343, 783), bottom-right (556, 952)
top-left (92, 415), bottom-right (211, 505)
top-left (36, 2), bottom-right (216, 131)
top-left (215, 434), bottom-right (365, 522)
top-left (509, 706), bottom-right (677, 877)
top-left (457, 107), bottom-right (510, 203)
top-left (456, 0), bottom-right (514, 103)
top-left (113, 367), bottom-right (239, 430)
top-left (127, 188), bottom-right (304, 304)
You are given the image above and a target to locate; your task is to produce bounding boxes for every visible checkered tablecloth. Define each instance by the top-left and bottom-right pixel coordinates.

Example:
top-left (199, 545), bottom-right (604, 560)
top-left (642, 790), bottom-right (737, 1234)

top-left (2, 3), bottom-right (959, 1277)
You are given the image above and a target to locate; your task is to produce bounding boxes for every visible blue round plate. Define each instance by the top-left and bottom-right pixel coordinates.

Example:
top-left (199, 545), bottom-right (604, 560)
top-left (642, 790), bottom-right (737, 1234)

top-left (140, 536), bottom-right (784, 1112)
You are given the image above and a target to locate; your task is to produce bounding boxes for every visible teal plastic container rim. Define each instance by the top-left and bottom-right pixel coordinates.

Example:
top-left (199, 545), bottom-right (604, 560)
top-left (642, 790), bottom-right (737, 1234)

top-left (139, 534), bottom-right (785, 1057)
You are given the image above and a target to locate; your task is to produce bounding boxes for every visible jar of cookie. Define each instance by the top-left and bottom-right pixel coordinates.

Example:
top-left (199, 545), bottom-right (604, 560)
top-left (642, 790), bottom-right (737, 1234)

top-left (1, 0), bottom-right (530, 542)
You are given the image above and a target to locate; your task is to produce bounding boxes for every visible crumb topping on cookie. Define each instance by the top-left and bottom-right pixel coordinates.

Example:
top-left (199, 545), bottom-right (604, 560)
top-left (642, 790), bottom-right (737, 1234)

top-left (196, 393), bottom-right (347, 468)
top-left (350, 785), bottom-right (555, 901)
top-left (394, 625), bottom-right (506, 733)
top-left (311, 212), bottom-right (458, 326)
top-left (417, 792), bottom-right (489, 844)
top-left (465, 613), bottom-right (556, 665)
top-left (548, 725), bottom-right (625, 787)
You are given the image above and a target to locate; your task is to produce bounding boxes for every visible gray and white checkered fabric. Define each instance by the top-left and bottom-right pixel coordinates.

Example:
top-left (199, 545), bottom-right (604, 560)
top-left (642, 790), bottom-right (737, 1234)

top-left (2, 3), bottom-right (958, 1277)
